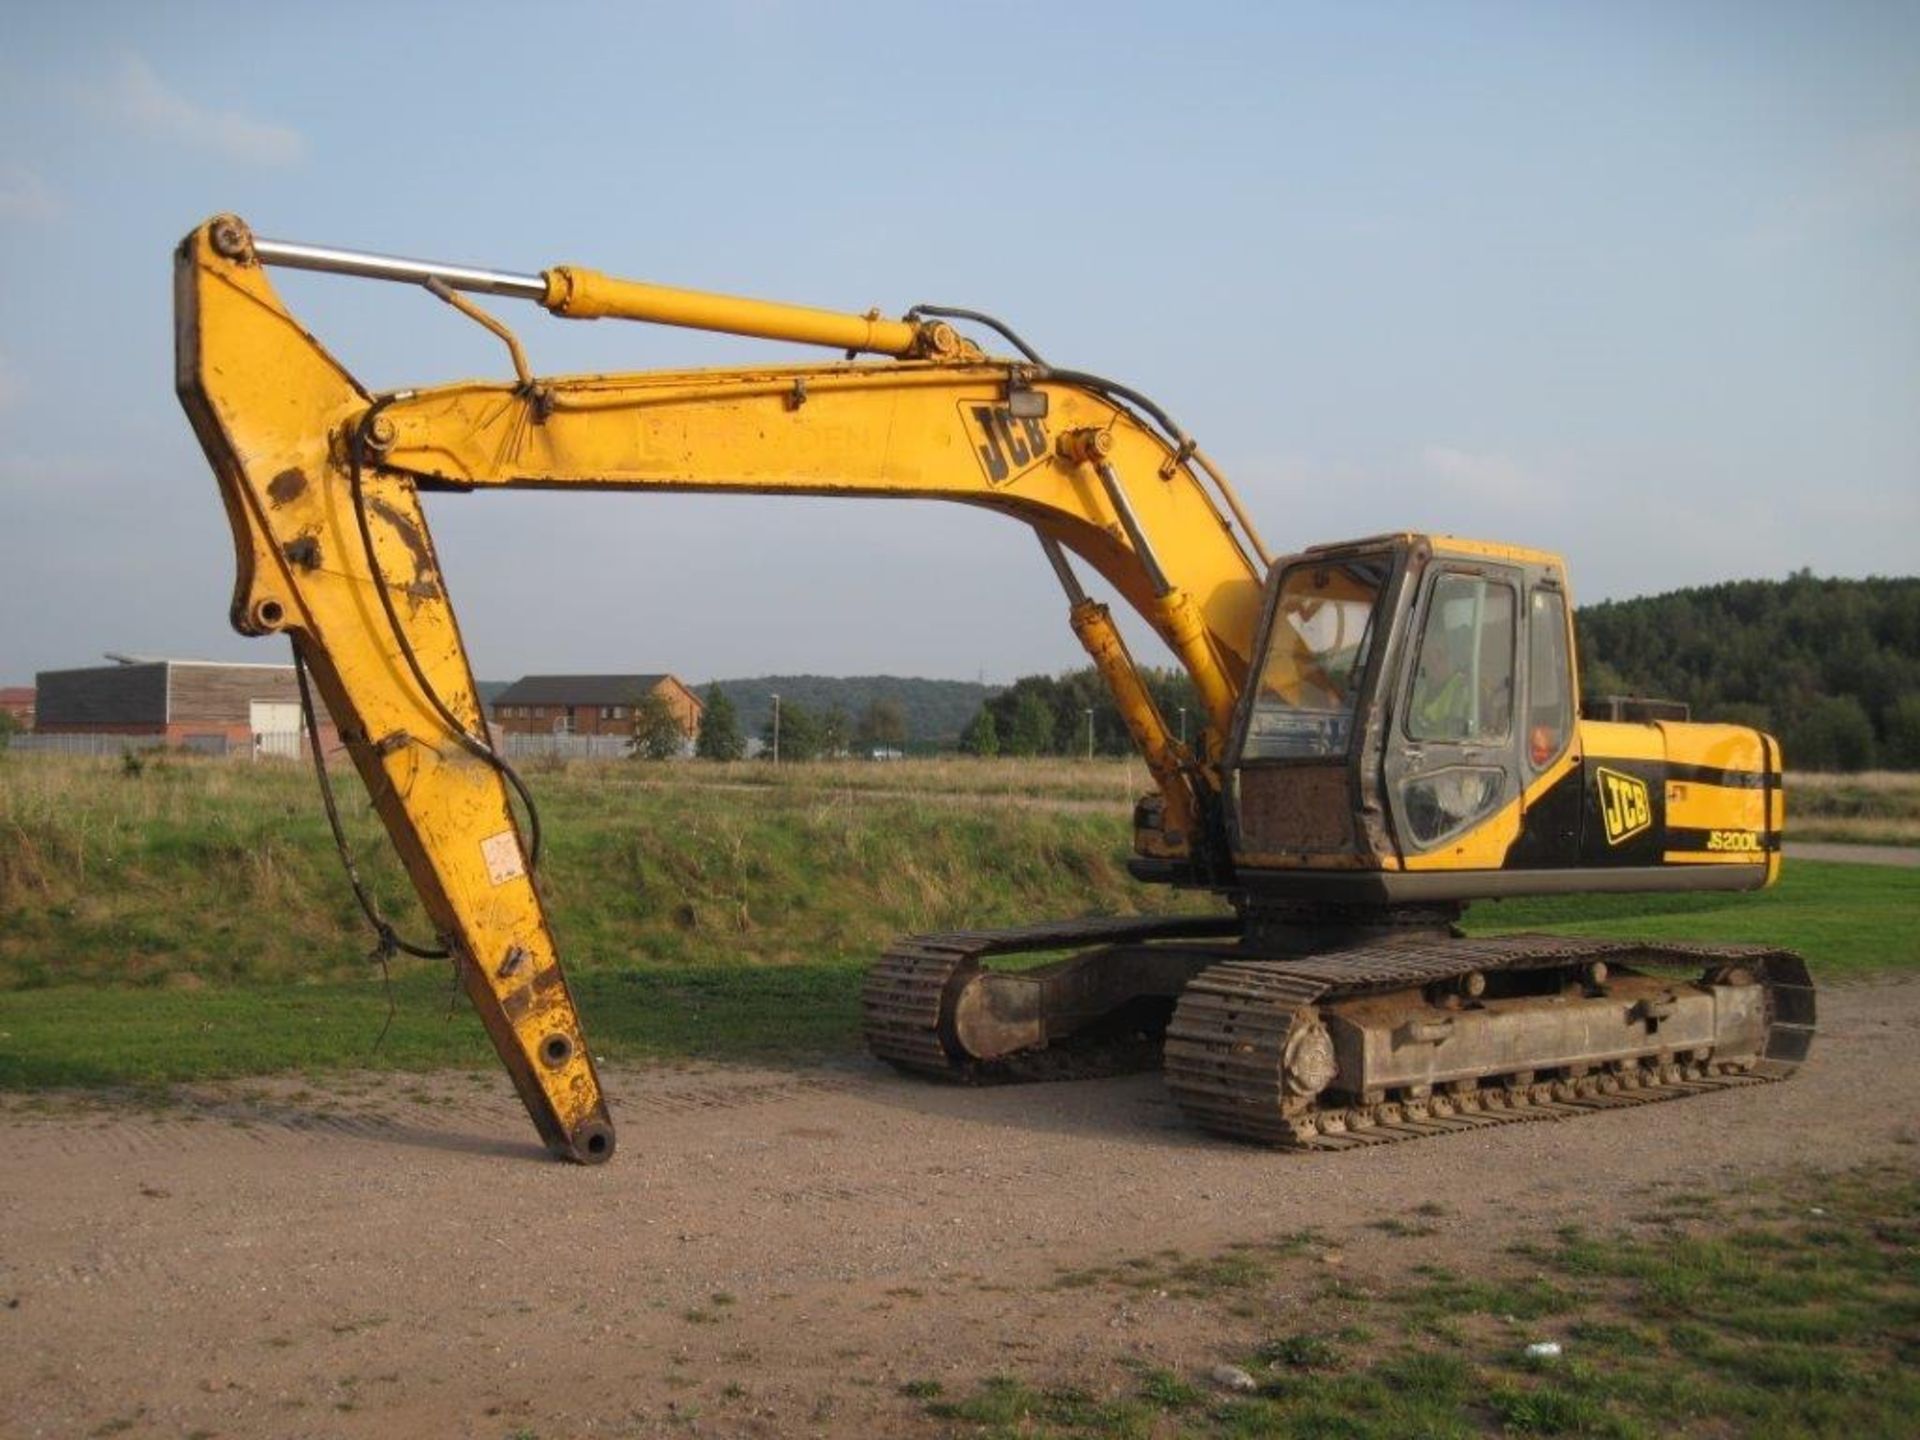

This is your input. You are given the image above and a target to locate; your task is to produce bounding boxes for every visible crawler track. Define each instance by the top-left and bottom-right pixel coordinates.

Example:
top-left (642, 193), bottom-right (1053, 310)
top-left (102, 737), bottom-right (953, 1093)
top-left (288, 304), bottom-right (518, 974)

top-left (1164, 936), bottom-right (1814, 1148)
top-left (864, 922), bottom-right (1814, 1150)
top-left (860, 913), bottom-right (1242, 1078)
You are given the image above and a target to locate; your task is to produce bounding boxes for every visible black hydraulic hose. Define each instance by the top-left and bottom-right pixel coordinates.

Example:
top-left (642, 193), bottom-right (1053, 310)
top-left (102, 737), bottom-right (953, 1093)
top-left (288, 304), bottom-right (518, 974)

top-left (292, 642), bottom-right (447, 961)
top-left (347, 396), bottom-right (545, 869)
top-left (1038, 367), bottom-right (1195, 456)
top-left (904, 307), bottom-right (1260, 569)
top-left (903, 305), bottom-right (1197, 461)
top-left (905, 303), bottom-right (1049, 365)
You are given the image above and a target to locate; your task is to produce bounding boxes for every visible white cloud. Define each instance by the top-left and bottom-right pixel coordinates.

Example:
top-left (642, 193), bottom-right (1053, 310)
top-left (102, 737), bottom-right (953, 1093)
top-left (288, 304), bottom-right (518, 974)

top-left (0, 164), bottom-right (59, 221)
top-left (100, 53), bottom-right (304, 166)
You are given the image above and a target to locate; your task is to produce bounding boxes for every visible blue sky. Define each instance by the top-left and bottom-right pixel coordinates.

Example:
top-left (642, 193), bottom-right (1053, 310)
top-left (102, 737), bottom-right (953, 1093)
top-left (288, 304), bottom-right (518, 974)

top-left (1, 2), bottom-right (1914, 685)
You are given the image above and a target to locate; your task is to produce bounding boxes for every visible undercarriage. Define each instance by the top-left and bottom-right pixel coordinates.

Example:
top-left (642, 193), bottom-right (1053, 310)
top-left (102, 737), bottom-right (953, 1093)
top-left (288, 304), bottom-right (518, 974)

top-left (859, 908), bottom-right (1814, 1148)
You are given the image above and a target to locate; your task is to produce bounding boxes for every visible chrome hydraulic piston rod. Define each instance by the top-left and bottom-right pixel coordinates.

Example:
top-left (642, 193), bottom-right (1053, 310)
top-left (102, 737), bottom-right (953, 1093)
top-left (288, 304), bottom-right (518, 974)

top-left (213, 217), bottom-right (958, 358)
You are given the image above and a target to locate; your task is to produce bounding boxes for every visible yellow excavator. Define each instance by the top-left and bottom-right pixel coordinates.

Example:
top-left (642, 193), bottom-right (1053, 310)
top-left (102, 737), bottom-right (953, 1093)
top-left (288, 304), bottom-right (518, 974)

top-left (174, 216), bottom-right (1812, 1164)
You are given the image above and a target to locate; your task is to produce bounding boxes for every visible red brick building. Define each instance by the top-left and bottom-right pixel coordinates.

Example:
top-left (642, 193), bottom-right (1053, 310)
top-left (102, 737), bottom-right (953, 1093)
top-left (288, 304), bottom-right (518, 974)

top-left (490, 674), bottom-right (702, 742)
top-left (0, 687), bottom-right (32, 729)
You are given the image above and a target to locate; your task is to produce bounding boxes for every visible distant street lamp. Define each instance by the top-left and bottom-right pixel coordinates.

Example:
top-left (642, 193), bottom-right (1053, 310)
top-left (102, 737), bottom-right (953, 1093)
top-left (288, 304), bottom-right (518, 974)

top-left (1085, 707), bottom-right (1095, 761)
top-left (1178, 705), bottom-right (1188, 746)
top-left (771, 692), bottom-right (781, 765)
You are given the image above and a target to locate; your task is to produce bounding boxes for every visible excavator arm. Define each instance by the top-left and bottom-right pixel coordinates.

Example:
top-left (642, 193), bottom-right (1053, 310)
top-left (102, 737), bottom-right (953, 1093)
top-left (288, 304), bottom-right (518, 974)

top-left (174, 215), bottom-right (1269, 1162)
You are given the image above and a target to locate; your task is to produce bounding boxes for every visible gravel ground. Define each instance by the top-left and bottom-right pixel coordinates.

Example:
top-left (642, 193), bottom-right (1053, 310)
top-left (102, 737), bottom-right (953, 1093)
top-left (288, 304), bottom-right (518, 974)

top-left (2, 979), bottom-right (1916, 1439)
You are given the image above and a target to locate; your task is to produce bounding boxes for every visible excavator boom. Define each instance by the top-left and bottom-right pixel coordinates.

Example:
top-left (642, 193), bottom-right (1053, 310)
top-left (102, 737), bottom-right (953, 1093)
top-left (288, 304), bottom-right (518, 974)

top-left (175, 216), bottom-right (1269, 1161)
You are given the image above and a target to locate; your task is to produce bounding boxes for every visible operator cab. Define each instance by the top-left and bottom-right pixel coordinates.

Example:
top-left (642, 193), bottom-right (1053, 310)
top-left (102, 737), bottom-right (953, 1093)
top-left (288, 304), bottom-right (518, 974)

top-left (1225, 533), bottom-right (1578, 900)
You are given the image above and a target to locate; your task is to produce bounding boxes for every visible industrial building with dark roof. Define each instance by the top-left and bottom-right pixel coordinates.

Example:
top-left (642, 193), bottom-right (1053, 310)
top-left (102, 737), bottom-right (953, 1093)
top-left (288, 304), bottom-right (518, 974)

top-left (32, 657), bottom-right (337, 755)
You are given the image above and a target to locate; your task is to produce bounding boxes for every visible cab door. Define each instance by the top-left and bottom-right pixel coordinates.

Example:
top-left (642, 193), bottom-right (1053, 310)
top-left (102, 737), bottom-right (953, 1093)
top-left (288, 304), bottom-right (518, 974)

top-left (1384, 564), bottom-right (1524, 868)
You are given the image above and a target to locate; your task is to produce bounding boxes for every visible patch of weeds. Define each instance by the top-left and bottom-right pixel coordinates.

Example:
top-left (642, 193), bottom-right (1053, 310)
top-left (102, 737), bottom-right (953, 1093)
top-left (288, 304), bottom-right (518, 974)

top-left (1051, 1266), bottom-right (1111, 1291)
top-left (898, 1378), bottom-right (942, 1399)
top-left (926, 1376), bottom-right (1157, 1435)
top-left (1374, 1350), bottom-right (1469, 1405)
top-left (1567, 1318), bottom-right (1661, 1351)
top-left (680, 1307), bottom-right (718, 1325)
top-left (1168, 1253), bottom-right (1269, 1295)
top-left (719, 1382), bottom-right (746, 1400)
top-left (1137, 1367), bottom-right (1201, 1410)
top-left (1401, 1271), bottom-right (1576, 1330)
top-left (1367, 1215), bottom-right (1439, 1238)
top-left (1258, 1332), bottom-right (1344, 1371)
top-left (1488, 1382), bottom-right (1639, 1438)
top-left (1726, 1343), bottom-right (1859, 1394)
top-left (925, 1375), bottom-right (1037, 1425)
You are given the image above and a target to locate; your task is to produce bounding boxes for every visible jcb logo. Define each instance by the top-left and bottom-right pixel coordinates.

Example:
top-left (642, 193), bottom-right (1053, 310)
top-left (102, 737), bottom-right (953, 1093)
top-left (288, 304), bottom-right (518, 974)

top-left (1597, 767), bottom-right (1653, 846)
top-left (962, 403), bottom-right (1049, 486)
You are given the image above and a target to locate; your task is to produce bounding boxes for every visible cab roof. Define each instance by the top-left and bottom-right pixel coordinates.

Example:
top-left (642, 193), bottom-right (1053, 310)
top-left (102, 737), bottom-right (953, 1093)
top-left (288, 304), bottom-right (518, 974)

top-left (1300, 532), bottom-right (1565, 571)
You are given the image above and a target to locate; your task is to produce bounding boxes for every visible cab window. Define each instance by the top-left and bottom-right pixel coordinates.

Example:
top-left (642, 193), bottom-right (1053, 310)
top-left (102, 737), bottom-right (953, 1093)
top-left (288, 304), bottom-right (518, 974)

top-left (1243, 557), bottom-right (1390, 759)
top-left (1526, 588), bottom-right (1573, 768)
top-left (1406, 574), bottom-right (1515, 744)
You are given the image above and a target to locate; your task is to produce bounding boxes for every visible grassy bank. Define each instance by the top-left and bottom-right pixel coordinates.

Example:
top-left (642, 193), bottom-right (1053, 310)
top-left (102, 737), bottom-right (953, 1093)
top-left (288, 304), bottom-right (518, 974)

top-left (0, 754), bottom-right (1182, 991)
top-left (1, 754), bottom-right (1915, 1088)
top-left (1786, 770), bottom-right (1920, 845)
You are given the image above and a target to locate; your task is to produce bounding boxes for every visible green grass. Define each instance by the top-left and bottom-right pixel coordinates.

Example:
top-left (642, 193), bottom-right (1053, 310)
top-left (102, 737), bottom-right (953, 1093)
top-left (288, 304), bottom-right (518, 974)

top-left (0, 753), bottom-right (1915, 1088)
top-left (0, 962), bottom-right (868, 1087)
top-left (1462, 859), bottom-right (1920, 975)
top-left (926, 1165), bottom-right (1920, 1438)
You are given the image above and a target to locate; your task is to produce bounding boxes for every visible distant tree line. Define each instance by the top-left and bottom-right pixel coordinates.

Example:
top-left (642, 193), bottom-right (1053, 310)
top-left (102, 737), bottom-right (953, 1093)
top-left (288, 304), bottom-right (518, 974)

top-left (942, 576), bottom-right (1919, 772)
top-left (1577, 573), bottom-right (1920, 771)
top-left (689, 576), bottom-right (1917, 771)
top-left (957, 667), bottom-right (1203, 758)
top-left (691, 683), bottom-right (908, 762)
top-left (694, 675), bottom-right (989, 746)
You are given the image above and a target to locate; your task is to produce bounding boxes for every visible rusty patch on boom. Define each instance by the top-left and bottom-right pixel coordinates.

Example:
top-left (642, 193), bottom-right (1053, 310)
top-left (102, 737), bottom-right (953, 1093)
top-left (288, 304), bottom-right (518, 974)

top-left (366, 494), bottom-right (442, 600)
top-left (267, 467), bottom-right (307, 506)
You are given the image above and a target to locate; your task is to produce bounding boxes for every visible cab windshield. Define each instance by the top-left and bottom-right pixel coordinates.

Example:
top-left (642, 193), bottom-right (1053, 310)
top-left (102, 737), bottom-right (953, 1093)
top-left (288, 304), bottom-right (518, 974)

top-left (1242, 557), bottom-right (1390, 759)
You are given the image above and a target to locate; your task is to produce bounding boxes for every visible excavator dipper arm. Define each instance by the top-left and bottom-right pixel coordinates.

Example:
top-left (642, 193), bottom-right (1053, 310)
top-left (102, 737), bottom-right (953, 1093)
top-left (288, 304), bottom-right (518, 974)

top-left (174, 216), bottom-right (1266, 1162)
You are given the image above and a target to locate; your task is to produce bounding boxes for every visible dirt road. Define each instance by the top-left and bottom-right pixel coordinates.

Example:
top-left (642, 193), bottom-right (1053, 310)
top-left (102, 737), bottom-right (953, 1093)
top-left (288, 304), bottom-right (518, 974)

top-left (3, 980), bottom-right (1917, 1439)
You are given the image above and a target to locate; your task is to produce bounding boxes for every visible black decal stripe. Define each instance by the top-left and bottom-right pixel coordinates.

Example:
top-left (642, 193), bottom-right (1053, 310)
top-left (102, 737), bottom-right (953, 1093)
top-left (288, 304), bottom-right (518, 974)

top-left (1667, 826), bottom-right (1781, 854)
top-left (1667, 762), bottom-right (1768, 789)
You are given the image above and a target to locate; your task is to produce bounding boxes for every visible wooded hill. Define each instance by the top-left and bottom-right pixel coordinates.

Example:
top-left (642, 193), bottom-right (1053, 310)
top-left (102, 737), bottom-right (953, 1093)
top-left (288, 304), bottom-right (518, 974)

top-left (1577, 572), bottom-right (1920, 770)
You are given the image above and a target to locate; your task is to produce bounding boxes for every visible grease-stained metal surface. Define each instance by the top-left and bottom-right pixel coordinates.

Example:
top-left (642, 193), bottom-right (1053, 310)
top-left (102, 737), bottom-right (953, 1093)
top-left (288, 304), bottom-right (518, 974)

top-left (175, 220), bottom-right (614, 1163)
